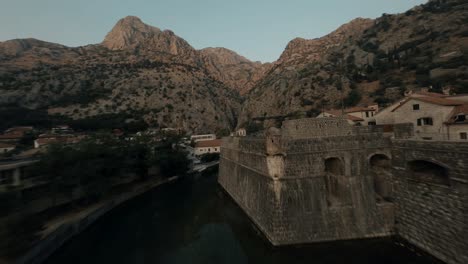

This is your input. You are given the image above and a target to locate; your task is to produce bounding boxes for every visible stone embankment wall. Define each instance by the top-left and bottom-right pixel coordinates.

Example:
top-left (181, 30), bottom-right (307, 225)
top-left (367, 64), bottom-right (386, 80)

top-left (219, 117), bottom-right (467, 264)
top-left (392, 140), bottom-right (468, 264)
top-left (219, 118), bottom-right (395, 245)
top-left (219, 136), bottom-right (281, 243)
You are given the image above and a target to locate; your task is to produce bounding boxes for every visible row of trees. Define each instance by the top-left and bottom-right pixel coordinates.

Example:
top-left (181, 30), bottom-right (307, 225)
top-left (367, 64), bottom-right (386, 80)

top-left (0, 133), bottom-right (190, 257)
top-left (28, 134), bottom-right (189, 204)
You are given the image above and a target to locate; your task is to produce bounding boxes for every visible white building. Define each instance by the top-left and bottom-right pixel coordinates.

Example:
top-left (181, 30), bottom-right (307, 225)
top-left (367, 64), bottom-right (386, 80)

top-left (34, 134), bottom-right (84, 149)
top-left (234, 128), bottom-right (246, 137)
top-left (445, 104), bottom-right (468, 140)
top-left (317, 106), bottom-right (378, 125)
top-left (194, 139), bottom-right (221, 156)
top-left (0, 143), bottom-right (15, 154)
top-left (190, 134), bottom-right (216, 142)
top-left (373, 92), bottom-right (468, 141)
top-left (51, 125), bottom-right (73, 134)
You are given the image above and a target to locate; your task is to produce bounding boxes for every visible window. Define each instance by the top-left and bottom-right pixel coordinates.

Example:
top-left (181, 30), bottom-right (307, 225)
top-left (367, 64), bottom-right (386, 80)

top-left (366, 112), bottom-right (369, 118)
top-left (461, 132), bottom-right (467, 140)
top-left (413, 104), bottom-right (420, 110)
top-left (423, 117), bottom-right (433, 125)
top-left (455, 114), bottom-right (466, 123)
top-left (417, 117), bottom-right (433, 126)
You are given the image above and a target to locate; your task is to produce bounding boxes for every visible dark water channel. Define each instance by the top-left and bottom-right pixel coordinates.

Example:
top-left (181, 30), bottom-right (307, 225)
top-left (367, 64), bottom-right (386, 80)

top-left (45, 171), bottom-right (438, 264)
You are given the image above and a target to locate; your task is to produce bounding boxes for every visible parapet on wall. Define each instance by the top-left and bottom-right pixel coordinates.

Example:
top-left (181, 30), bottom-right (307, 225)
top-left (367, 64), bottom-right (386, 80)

top-left (282, 117), bottom-right (353, 139)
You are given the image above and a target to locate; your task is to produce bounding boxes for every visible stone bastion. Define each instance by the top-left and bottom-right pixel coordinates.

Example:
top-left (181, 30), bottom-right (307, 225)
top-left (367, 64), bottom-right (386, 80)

top-left (218, 117), bottom-right (467, 264)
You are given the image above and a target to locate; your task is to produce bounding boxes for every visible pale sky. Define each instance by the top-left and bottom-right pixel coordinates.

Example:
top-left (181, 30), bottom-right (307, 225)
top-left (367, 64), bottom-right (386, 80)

top-left (0, 0), bottom-right (427, 62)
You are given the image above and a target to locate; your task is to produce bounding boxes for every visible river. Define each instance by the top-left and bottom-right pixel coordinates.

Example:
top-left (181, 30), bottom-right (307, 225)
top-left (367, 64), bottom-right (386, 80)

top-left (45, 171), bottom-right (438, 264)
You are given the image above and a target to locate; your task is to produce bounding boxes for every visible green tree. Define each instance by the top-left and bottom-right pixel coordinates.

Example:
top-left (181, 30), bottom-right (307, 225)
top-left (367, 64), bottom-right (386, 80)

top-left (344, 90), bottom-right (362, 107)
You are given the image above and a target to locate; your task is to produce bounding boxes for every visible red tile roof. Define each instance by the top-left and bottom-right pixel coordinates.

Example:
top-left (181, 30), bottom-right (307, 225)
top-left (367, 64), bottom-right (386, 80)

top-left (414, 96), bottom-right (464, 106)
top-left (35, 135), bottom-right (84, 147)
top-left (195, 139), bottom-right (222, 148)
top-left (0, 143), bottom-right (15, 148)
top-left (344, 106), bottom-right (375, 113)
top-left (391, 96), bottom-right (464, 112)
top-left (0, 132), bottom-right (24, 140)
top-left (346, 115), bottom-right (365, 122)
top-left (324, 109), bottom-right (342, 116)
top-left (413, 91), bottom-right (447, 98)
top-left (4, 126), bottom-right (33, 133)
top-left (446, 104), bottom-right (468, 124)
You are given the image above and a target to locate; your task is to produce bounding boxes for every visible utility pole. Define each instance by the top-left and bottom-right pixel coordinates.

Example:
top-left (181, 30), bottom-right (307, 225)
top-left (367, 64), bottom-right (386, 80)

top-left (339, 59), bottom-right (345, 117)
top-left (191, 85), bottom-right (195, 109)
top-left (341, 80), bottom-right (345, 116)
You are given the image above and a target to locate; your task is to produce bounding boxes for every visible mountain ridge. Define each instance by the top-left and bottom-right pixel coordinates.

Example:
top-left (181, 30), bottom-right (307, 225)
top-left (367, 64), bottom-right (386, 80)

top-left (238, 0), bottom-right (468, 127)
top-left (1, 0), bottom-right (467, 133)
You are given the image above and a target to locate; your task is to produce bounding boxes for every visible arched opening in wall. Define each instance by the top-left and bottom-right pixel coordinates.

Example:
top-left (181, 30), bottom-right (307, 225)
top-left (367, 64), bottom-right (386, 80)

top-left (325, 158), bottom-right (344, 176)
top-left (407, 160), bottom-right (450, 186)
top-left (369, 154), bottom-right (392, 202)
top-left (324, 157), bottom-right (347, 207)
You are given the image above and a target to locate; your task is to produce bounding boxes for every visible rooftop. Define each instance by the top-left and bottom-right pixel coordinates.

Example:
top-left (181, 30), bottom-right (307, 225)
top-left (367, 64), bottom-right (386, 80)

top-left (446, 104), bottom-right (468, 124)
top-left (344, 106), bottom-right (375, 113)
top-left (195, 139), bottom-right (222, 148)
top-left (391, 96), bottom-right (465, 112)
top-left (413, 96), bottom-right (464, 106)
top-left (4, 126), bottom-right (33, 133)
top-left (0, 142), bottom-right (16, 148)
top-left (413, 91), bottom-right (447, 98)
top-left (0, 133), bottom-right (24, 140)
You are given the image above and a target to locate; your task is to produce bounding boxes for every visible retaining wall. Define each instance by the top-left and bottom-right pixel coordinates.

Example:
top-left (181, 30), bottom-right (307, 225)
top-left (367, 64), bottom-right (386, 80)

top-left (219, 119), bottom-right (467, 264)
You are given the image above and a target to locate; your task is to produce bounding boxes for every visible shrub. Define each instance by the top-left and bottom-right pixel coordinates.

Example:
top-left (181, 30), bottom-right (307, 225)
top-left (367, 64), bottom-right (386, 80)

top-left (344, 90), bottom-right (362, 107)
top-left (301, 98), bottom-right (314, 106)
top-left (200, 153), bottom-right (220, 163)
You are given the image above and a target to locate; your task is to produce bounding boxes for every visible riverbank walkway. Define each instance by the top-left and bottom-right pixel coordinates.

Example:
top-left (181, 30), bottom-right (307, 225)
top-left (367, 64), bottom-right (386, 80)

top-left (12, 176), bottom-right (178, 264)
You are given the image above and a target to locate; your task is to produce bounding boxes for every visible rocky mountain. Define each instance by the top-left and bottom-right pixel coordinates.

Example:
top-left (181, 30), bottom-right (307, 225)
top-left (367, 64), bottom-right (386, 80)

top-left (239, 0), bottom-right (468, 127)
top-left (102, 16), bottom-right (201, 66)
top-left (102, 16), bottom-right (164, 51)
top-left (276, 18), bottom-right (374, 66)
top-left (200, 47), bottom-right (271, 95)
top-left (0, 16), bottom-right (269, 133)
top-left (2, 1), bottom-right (467, 133)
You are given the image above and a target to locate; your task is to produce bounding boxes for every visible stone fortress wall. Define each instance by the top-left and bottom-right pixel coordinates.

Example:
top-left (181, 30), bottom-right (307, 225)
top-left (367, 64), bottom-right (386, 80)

top-left (391, 140), bottom-right (468, 264)
top-left (218, 117), bottom-right (467, 264)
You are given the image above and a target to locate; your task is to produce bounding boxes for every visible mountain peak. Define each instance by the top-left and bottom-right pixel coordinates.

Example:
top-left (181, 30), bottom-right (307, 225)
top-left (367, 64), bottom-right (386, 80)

top-left (101, 16), bottom-right (198, 59)
top-left (120, 15), bottom-right (144, 24)
top-left (277, 17), bottom-right (373, 64)
top-left (0, 38), bottom-right (67, 57)
top-left (102, 16), bottom-right (161, 50)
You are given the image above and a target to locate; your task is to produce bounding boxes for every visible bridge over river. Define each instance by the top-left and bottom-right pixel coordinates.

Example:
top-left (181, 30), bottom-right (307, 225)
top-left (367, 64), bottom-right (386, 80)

top-left (44, 172), bottom-right (438, 264)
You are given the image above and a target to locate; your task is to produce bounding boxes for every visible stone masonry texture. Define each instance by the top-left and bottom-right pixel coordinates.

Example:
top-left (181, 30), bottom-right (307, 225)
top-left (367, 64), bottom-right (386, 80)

top-left (218, 118), bottom-right (467, 264)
